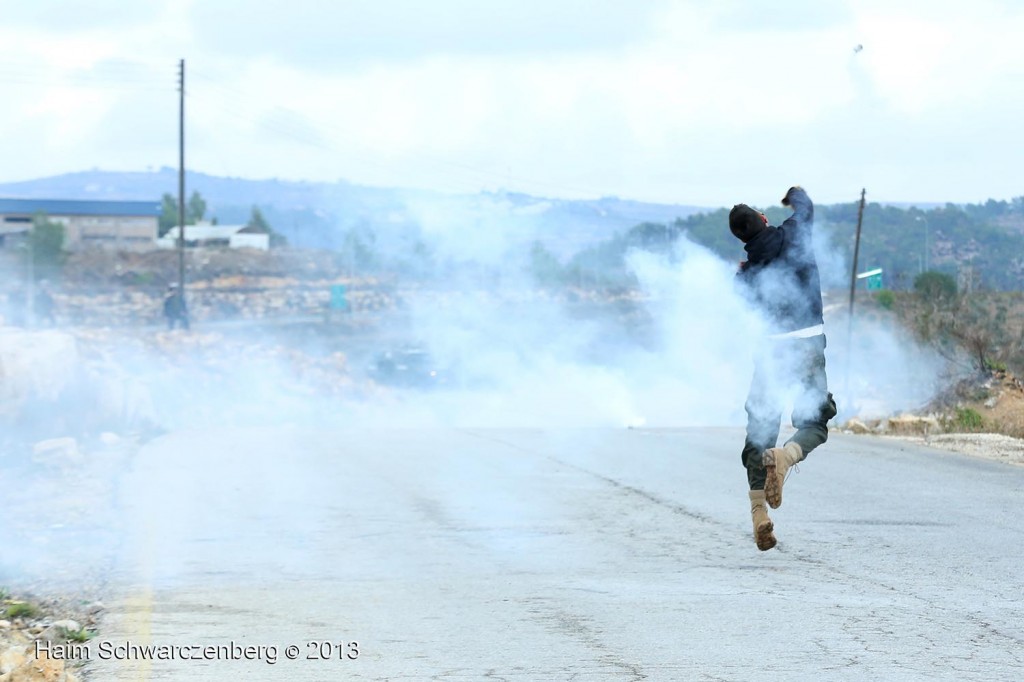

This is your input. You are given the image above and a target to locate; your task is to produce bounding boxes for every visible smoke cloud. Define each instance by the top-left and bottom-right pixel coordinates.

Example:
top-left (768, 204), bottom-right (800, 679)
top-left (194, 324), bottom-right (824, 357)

top-left (0, 197), bottom-right (945, 592)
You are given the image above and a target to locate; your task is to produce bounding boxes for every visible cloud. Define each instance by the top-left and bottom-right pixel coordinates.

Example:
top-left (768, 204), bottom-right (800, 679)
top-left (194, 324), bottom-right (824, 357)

top-left (187, 0), bottom-right (663, 70)
top-left (701, 0), bottom-right (854, 33)
top-left (1, 1), bottom-right (1024, 204)
top-left (0, 0), bottom-right (159, 31)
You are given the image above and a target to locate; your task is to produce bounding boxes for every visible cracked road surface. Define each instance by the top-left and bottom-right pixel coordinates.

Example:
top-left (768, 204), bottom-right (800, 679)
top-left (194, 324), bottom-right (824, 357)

top-left (92, 427), bottom-right (1024, 680)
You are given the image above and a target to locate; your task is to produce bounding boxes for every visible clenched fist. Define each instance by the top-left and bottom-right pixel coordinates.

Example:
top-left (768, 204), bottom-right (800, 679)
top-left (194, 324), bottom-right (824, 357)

top-left (781, 186), bottom-right (805, 206)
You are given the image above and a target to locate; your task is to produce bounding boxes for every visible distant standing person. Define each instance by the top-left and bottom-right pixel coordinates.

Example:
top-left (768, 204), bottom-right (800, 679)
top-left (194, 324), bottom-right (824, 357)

top-left (163, 283), bottom-right (190, 330)
top-left (35, 280), bottom-right (56, 327)
top-left (729, 186), bottom-right (837, 551)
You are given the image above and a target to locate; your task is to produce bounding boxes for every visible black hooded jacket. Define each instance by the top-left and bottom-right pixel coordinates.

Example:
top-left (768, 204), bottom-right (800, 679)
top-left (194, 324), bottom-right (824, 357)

top-left (735, 188), bottom-right (824, 334)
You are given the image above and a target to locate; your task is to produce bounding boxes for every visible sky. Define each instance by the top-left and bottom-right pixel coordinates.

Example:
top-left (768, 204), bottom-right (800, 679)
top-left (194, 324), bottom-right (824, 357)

top-left (0, 0), bottom-right (1022, 207)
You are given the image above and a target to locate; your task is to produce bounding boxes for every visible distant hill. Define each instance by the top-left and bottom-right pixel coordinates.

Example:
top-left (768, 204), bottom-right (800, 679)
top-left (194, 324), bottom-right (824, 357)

top-left (660, 197), bottom-right (1024, 291)
top-left (12, 170), bottom-right (1020, 290)
top-left (0, 169), bottom-right (709, 257)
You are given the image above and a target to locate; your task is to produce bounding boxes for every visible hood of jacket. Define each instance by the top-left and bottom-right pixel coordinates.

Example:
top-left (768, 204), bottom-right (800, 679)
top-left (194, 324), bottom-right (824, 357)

top-left (742, 226), bottom-right (785, 269)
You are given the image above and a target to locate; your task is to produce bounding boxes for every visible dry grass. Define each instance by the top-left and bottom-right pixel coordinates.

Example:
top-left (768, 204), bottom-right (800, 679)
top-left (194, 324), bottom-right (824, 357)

top-left (975, 373), bottom-right (1024, 438)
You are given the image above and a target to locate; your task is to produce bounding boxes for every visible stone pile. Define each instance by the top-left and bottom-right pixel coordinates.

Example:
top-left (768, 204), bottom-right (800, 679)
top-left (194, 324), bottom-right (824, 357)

top-left (49, 283), bottom-right (398, 327)
top-left (0, 599), bottom-right (102, 682)
top-left (842, 415), bottom-right (941, 437)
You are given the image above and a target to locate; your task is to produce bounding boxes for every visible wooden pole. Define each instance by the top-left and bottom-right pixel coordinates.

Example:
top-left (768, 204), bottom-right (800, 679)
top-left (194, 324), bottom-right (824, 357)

top-left (845, 188), bottom-right (867, 396)
top-left (177, 59), bottom-right (186, 298)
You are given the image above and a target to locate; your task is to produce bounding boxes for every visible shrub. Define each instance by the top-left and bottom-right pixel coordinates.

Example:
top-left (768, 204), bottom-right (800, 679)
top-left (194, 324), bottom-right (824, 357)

top-left (5, 602), bottom-right (39, 619)
top-left (65, 626), bottom-right (95, 643)
top-left (913, 271), bottom-right (957, 301)
top-left (30, 212), bottom-right (67, 274)
top-left (875, 289), bottom-right (896, 310)
top-left (953, 407), bottom-right (984, 431)
top-left (985, 359), bottom-right (1008, 373)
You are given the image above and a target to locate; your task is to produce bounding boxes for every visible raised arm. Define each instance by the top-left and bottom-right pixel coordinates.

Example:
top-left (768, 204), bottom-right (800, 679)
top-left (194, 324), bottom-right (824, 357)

top-left (780, 185), bottom-right (814, 247)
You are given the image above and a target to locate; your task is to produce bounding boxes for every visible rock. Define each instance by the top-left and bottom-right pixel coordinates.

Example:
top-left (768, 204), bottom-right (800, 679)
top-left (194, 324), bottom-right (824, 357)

top-left (6, 651), bottom-right (67, 682)
top-left (844, 418), bottom-right (872, 435)
top-left (6, 630), bottom-right (30, 647)
top-left (35, 621), bottom-right (81, 644)
top-left (83, 603), bottom-right (103, 617)
top-left (48, 622), bottom-right (78, 635)
top-left (0, 646), bottom-right (27, 676)
top-left (33, 629), bottom-right (57, 645)
top-left (0, 620), bottom-right (10, 629)
top-left (883, 414), bottom-right (941, 436)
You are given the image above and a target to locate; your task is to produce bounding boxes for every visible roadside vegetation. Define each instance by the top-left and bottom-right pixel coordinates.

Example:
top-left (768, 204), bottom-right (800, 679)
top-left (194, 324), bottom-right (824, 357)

top-left (866, 272), bottom-right (1024, 438)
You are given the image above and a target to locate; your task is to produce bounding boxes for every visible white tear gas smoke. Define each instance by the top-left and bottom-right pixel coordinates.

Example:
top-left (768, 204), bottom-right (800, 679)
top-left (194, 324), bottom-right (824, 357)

top-left (345, 206), bottom-right (944, 430)
top-left (0, 200), bottom-right (945, 591)
top-left (809, 216), bottom-right (946, 418)
top-left (333, 216), bottom-right (761, 429)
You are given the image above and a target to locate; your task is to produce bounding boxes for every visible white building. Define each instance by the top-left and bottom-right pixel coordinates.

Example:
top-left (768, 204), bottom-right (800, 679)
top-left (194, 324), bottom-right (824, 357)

top-left (157, 222), bottom-right (270, 251)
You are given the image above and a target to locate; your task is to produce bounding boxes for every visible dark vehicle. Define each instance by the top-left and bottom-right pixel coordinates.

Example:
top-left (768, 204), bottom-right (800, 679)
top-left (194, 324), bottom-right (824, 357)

top-left (368, 347), bottom-right (447, 388)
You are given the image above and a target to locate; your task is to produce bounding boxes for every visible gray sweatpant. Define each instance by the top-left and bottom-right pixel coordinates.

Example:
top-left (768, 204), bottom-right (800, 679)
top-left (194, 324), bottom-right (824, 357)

top-left (741, 333), bottom-right (838, 490)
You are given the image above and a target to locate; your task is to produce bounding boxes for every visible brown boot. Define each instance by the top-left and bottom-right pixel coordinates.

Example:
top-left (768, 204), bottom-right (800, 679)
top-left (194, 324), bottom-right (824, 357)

top-left (749, 490), bottom-right (777, 551)
top-left (763, 442), bottom-right (803, 509)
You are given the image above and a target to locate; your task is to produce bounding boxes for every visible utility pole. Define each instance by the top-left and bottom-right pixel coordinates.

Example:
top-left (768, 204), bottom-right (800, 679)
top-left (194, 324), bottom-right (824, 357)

top-left (177, 58), bottom-right (186, 298)
top-left (848, 188), bottom-right (866, 323)
top-left (845, 188), bottom-right (867, 396)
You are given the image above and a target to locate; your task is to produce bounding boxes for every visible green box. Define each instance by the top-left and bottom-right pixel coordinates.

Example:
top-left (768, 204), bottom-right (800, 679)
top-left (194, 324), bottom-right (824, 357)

top-left (329, 284), bottom-right (349, 310)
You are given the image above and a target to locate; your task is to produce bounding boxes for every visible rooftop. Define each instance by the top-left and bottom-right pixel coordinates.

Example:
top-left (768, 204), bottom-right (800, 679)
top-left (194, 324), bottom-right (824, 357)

top-left (0, 198), bottom-right (162, 217)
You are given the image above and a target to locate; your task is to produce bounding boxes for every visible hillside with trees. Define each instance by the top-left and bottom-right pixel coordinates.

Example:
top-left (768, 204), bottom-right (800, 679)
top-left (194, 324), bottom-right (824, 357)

top-left (537, 196), bottom-right (1024, 293)
top-left (672, 198), bottom-right (1024, 291)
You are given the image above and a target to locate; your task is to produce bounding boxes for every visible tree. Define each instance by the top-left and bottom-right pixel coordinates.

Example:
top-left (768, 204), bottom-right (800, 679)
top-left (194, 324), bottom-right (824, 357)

top-left (246, 206), bottom-right (270, 233)
top-left (528, 240), bottom-right (563, 286)
top-left (340, 225), bottom-right (378, 274)
top-left (953, 296), bottom-right (1010, 372)
top-left (907, 272), bottom-right (1016, 373)
top-left (625, 222), bottom-right (678, 253)
top-left (914, 271), bottom-right (957, 301)
top-left (158, 193), bottom-right (178, 237)
top-left (187, 191), bottom-right (207, 224)
top-left (160, 191), bottom-right (211, 236)
top-left (565, 233), bottom-right (635, 289)
top-left (246, 206), bottom-right (287, 248)
top-left (671, 209), bottom-right (737, 259)
top-left (27, 212), bottom-right (66, 278)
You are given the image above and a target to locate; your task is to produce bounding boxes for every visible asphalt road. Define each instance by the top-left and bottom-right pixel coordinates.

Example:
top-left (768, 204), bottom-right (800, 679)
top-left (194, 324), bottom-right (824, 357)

top-left (87, 427), bottom-right (1023, 681)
